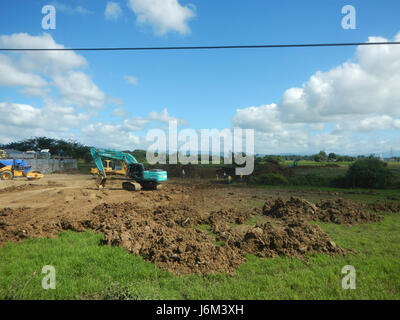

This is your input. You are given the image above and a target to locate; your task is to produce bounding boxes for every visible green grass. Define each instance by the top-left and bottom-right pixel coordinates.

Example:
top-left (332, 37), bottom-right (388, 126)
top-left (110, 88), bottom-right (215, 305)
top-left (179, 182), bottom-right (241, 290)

top-left (1, 208), bottom-right (399, 299)
top-left (280, 160), bottom-right (353, 167)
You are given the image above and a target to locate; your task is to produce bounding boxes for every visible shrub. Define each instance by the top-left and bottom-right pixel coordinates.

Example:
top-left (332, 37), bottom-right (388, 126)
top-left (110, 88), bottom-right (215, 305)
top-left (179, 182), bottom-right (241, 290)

top-left (345, 157), bottom-right (393, 188)
top-left (260, 173), bottom-right (288, 185)
top-left (288, 174), bottom-right (331, 187)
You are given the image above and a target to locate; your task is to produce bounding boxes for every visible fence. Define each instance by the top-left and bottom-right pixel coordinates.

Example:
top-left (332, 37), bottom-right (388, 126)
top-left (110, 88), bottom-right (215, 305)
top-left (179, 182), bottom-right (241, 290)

top-left (23, 158), bottom-right (78, 174)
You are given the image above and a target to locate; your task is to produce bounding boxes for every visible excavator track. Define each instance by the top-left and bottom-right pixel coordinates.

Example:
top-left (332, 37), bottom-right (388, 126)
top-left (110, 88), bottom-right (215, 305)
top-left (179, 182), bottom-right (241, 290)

top-left (122, 181), bottom-right (142, 191)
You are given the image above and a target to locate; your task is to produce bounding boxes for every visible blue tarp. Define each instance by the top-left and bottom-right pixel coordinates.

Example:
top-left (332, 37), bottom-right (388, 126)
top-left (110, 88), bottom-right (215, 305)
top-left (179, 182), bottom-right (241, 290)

top-left (0, 159), bottom-right (31, 173)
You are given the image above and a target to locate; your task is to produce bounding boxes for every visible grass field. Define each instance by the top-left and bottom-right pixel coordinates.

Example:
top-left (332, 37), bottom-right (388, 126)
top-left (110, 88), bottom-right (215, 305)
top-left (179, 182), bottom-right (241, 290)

top-left (280, 160), bottom-right (354, 167)
top-left (1, 194), bottom-right (399, 300)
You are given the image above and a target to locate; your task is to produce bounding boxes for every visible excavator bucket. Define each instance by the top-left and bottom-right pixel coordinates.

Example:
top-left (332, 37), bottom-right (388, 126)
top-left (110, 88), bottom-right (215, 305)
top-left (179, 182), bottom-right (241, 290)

top-left (96, 176), bottom-right (107, 189)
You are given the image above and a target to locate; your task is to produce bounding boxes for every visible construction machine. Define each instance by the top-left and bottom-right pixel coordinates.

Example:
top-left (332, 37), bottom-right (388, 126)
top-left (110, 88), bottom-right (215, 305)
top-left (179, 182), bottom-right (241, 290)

top-left (90, 159), bottom-right (127, 176)
top-left (290, 159), bottom-right (299, 168)
top-left (0, 159), bottom-right (44, 180)
top-left (0, 150), bottom-right (6, 159)
top-left (90, 148), bottom-right (167, 190)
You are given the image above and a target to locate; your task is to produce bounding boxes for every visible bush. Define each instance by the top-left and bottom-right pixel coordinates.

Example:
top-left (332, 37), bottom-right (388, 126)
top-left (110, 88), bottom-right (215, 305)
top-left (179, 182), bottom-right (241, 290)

top-left (345, 157), bottom-right (393, 189)
top-left (260, 173), bottom-right (288, 185)
top-left (288, 174), bottom-right (331, 187)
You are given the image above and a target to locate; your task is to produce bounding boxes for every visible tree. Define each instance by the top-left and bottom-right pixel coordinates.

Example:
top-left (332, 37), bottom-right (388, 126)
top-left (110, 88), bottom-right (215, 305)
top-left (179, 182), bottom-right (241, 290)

top-left (346, 156), bottom-right (393, 188)
top-left (1, 137), bottom-right (92, 162)
top-left (314, 150), bottom-right (328, 162)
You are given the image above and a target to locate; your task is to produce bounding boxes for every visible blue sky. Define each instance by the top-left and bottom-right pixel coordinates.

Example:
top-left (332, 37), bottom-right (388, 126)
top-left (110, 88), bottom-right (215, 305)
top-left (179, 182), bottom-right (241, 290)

top-left (0, 0), bottom-right (400, 155)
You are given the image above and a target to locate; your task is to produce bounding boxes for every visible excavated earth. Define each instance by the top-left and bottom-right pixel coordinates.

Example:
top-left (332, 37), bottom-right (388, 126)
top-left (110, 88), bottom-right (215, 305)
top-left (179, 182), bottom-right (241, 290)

top-left (0, 174), bottom-right (396, 275)
top-left (262, 197), bottom-right (384, 225)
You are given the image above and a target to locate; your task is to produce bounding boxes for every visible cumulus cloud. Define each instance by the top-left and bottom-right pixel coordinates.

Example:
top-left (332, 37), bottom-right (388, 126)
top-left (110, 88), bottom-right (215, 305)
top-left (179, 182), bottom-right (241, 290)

top-left (112, 107), bottom-right (129, 117)
top-left (232, 32), bottom-right (400, 154)
top-left (105, 2), bottom-right (123, 21)
top-left (128, 0), bottom-right (195, 35)
top-left (148, 108), bottom-right (189, 126)
top-left (52, 1), bottom-right (93, 15)
top-left (279, 33), bottom-right (400, 123)
top-left (0, 33), bottom-right (87, 74)
top-left (0, 32), bottom-right (189, 149)
top-left (53, 72), bottom-right (106, 109)
top-left (0, 54), bottom-right (48, 94)
top-left (124, 75), bottom-right (138, 86)
top-left (0, 33), bottom-right (107, 108)
top-left (0, 101), bottom-right (90, 144)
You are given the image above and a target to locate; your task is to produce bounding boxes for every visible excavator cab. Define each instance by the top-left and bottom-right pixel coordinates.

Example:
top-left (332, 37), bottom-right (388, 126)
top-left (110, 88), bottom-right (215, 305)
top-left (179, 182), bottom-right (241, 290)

top-left (127, 163), bottom-right (145, 181)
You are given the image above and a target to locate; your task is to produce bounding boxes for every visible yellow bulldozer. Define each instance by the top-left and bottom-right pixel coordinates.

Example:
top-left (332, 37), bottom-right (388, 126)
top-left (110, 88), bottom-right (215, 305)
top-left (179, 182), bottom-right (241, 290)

top-left (90, 159), bottom-right (127, 177)
top-left (0, 159), bottom-right (43, 181)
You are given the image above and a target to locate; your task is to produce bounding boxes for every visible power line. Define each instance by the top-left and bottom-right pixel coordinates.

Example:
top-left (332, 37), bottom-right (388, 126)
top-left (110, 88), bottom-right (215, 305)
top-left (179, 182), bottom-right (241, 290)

top-left (0, 41), bottom-right (400, 52)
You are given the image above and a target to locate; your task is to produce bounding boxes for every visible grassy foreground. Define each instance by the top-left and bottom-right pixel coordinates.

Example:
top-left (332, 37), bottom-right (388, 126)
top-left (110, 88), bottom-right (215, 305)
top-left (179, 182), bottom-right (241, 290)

top-left (0, 209), bottom-right (399, 300)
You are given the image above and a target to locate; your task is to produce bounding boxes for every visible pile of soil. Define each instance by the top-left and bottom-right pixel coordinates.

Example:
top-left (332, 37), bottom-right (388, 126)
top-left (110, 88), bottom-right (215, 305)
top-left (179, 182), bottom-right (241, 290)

top-left (87, 202), bottom-right (245, 275)
top-left (366, 201), bottom-right (400, 213)
top-left (71, 200), bottom-right (344, 275)
top-left (253, 160), bottom-right (295, 178)
top-left (225, 221), bottom-right (345, 259)
top-left (207, 208), bottom-right (252, 234)
top-left (262, 197), bottom-right (383, 225)
top-left (0, 207), bottom-right (42, 244)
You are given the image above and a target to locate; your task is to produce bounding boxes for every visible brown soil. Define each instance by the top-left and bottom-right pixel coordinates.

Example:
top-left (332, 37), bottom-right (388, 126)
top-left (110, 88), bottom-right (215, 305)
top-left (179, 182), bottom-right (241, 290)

top-left (0, 174), bottom-right (394, 275)
top-left (262, 197), bottom-right (383, 225)
top-left (225, 221), bottom-right (344, 258)
top-left (0, 181), bottom-right (64, 194)
top-left (366, 201), bottom-right (400, 213)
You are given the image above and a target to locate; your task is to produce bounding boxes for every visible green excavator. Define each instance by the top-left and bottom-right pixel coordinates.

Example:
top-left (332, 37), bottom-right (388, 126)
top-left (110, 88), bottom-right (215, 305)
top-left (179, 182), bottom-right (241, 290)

top-left (90, 148), bottom-right (167, 190)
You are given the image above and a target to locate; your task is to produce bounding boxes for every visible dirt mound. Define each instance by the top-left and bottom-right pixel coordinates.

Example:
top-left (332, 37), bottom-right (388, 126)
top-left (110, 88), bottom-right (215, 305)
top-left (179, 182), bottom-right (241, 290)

top-left (75, 200), bottom-right (345, 275)
top-left (262, 197), bottom-right (383, 225)
top-left (225, 221), bottom-right (345, 258)
top-left (366, 201), bottom-right (400, 213)
top-left (0, 207), bottom-right (43, 244)
top-left (254, 160), bottom-right (295, 178)
top-left (207, 208), bottom-right (252, 234)
top-left (88, 202), bottom-right (245, 275)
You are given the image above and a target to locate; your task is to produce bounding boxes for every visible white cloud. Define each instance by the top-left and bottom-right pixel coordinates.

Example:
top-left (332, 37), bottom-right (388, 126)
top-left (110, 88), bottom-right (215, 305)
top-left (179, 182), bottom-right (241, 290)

top-left (105, 2), bottom-right (123, 21)
top-left (0, 33), bottom-right (87, 74)
top-left (52, 2), bottom-right (93, 15)
top-left (0, 54), bottom-right (47, 90)
top-left (53, 72), bottom-right (106, 109)
top-left (82, 122), bottom-right (142, 149)
top-left (279, 32), bottom-right (400, 123)
top-left (112, 107), bottom-right (129, 117)
top-left (233, 32), bottom-right (400, 154)
top-left (0, 101), bottom-right (90, 144)
top-left (148, 108), bottom-right (189, 126)
top-left (124, 75), bottom-right (138, 86)
top-left (128, 0), bottom-right (195, 35)
top-left (0, 32), bottom-right (191, 149)
top-left (0, 33), bottom-right (108, 109)
top-left (233, 104), bottom-right (286, 132)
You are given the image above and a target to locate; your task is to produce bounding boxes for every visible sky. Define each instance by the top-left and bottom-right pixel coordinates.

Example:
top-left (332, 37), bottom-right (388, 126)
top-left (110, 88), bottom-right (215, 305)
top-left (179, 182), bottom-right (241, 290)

top-left (0, 0), bottom-right (400, 156)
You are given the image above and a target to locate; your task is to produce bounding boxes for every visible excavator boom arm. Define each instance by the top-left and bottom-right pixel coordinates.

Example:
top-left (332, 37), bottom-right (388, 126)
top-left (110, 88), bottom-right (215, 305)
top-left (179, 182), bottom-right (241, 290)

top-left (90, 148), bottom-right (138, 178)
